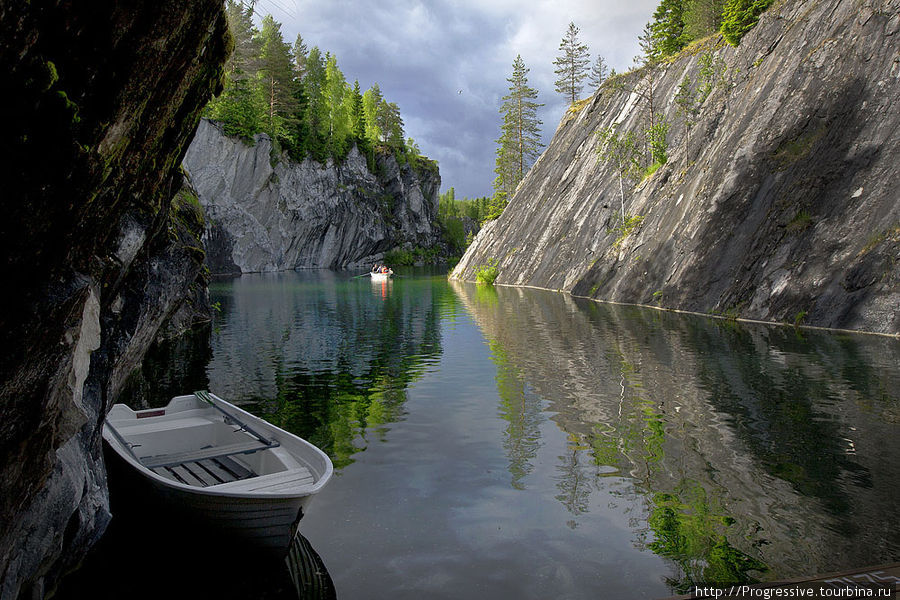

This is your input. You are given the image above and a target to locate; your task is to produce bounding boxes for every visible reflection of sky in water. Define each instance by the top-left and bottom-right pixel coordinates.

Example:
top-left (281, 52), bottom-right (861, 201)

top-left (134, 270), bottom-right (900, 599)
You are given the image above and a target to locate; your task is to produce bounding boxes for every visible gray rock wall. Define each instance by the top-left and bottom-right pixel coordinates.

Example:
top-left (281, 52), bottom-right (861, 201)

top-left (452, 0), bottom-right (900, 335)
top-left (184, 119), bottom-right (442, 273)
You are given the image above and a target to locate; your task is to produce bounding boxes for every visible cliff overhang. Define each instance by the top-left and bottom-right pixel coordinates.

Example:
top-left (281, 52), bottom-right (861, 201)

top-left (0, 2), bottom-right (228, 596)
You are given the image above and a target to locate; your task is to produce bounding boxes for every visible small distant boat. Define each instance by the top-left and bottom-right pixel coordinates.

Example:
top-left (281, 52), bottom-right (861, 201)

top-left (370, 267), bottom-right (393, 281)
top-left (103, 391), bottom-right (333, 550)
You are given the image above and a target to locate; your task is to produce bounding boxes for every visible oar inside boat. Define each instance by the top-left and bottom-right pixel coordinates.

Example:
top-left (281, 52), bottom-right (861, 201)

top-left (194, 390), bottom-right (279, 450)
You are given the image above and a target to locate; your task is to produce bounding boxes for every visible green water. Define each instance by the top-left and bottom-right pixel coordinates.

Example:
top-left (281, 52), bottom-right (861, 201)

top-left (88, 269), bottom-right (900, 598)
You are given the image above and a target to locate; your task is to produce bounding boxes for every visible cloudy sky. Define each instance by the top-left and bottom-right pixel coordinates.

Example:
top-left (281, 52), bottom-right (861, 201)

top-left (253, 0), bottom-right (658, 199)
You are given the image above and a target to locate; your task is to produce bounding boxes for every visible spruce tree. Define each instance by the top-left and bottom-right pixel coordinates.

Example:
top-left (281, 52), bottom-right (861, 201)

top-left (553, 22), bottom-right (590, 105)
top-left (649, 0), bottom-right (690, 58)
top-left (288, 81), bottom-right (310, 161)
top-left (721, 0), bottom-right (774, 46)
top-left (212, 74), bottom-right (263, 139)
top-left (302, 47), bottom-right (329, 161)
top-left (350, 80), bottom-right (375, 169)
top-left (684, 0), bottom-right (726, 39)
top-left (223, 0), bottom-right (260, 76)
top-left (292, 34), bottom-right (308, 80)
top-left (379, 101), bottom-right (405, 150)
top-left (205, 0), bottom-right (263, 137)
top-left (494, 55), bottom-right (543, 207)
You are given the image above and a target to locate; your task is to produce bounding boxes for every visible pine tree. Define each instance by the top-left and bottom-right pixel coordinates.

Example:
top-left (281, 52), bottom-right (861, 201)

top-left (674, 75), bottom-right (699, 161)
top-left (633, 23), bottom-right (663, 164)
top-left (494, 55), bottom-right (543, 205)
top-left (588, 55), bottom-right (608, 90)
top-left (552, 22), bottom-right (590, 105)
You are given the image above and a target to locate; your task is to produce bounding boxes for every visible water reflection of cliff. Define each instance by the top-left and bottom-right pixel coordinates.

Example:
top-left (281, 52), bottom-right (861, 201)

top-left (204, 271), bottom-right (454, 467)
top-left (451, 281), bottom-right (900, 589)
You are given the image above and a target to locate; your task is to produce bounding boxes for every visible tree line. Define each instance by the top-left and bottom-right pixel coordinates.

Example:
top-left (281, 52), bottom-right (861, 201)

top-left (206, 1), bottom-right (430, 170)
top-left (437, 187), bottom-right (493, 258)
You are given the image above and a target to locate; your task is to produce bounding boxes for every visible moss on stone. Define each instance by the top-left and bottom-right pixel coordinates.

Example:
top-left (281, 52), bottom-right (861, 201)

top-left (771, 125), bottom-right (827, 171)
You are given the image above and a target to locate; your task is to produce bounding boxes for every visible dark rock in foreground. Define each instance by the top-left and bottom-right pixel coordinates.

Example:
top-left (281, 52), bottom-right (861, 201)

top-left (0, 1), bottom-right (227, 597)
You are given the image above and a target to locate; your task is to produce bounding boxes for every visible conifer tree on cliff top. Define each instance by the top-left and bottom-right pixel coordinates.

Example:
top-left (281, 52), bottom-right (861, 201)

top-left (258, 15), bottom-right (297, 141)
top-left (721, 0), bottom-right (775, 46)
top-left (588, 54), bottom-right (609, 91)
top-left (493, 54), bottom-right (543, 210)
top-left (553, 22), bottom-right (590, 105)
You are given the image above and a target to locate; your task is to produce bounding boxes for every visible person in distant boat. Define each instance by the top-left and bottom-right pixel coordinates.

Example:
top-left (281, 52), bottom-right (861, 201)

top-left (381, 266), bottom-right (389, 274)
top-left (372, 263), bottom-right (379, 273)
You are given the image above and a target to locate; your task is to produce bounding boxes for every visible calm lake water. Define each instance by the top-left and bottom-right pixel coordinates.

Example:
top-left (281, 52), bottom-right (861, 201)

top-left (60, 268), bottom-right (900, 599)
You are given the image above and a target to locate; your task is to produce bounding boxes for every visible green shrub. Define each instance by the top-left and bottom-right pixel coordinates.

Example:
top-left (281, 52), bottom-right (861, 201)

top-left (786, 210), bottom-right (812, 233)
top-left (647, 119), bottom-right (670, 166)
top-left (384, 249), bottom-right (414, 265)
top-left (475, 259), bottom-right (499, 285)
top-left (610, 214), bottom-right (645, 247)
top-left (644, 161), bottom-right (664, 179)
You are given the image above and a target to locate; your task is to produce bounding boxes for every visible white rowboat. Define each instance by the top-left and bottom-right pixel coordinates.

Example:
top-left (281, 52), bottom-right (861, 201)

top-left (103, 391), bottom-right (333, 550)
top-left (370, 269), bottom-right (393, 281)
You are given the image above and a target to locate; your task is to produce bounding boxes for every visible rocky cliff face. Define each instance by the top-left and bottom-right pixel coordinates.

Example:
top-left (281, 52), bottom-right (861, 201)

top-left (452, 0), bottom-right (900, 335)
top-left (184, 119), bottom-right (442, 273)
top-left (0, 2), bottom-right (227, 597)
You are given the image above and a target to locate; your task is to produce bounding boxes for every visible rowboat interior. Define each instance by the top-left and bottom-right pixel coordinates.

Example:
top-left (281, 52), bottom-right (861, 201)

top-left (106, 393), bottom-right (317, 493)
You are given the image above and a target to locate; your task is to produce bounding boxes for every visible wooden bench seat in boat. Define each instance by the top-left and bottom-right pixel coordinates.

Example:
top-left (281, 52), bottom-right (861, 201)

top-left (148, 455), bottom-right (257, 487)
top-left (210, 466), bottom-right (316, 493)
top-left (139, 439), bottom-right (278, 469)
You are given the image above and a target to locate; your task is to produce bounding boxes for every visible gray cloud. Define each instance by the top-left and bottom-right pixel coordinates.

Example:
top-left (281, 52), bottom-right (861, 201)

top-left (258, 0), bottom-right (658, 198)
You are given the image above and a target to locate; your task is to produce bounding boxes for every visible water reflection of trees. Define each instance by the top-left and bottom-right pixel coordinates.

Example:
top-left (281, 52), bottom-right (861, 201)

top-left (236, 273), bottom-right (455, 468)
top-left (451, 280), bottom-right (900, 590)
top-left (135, 271), bottom-right (459, 469)
top-left (489, 340), bottom-right (543, 490)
